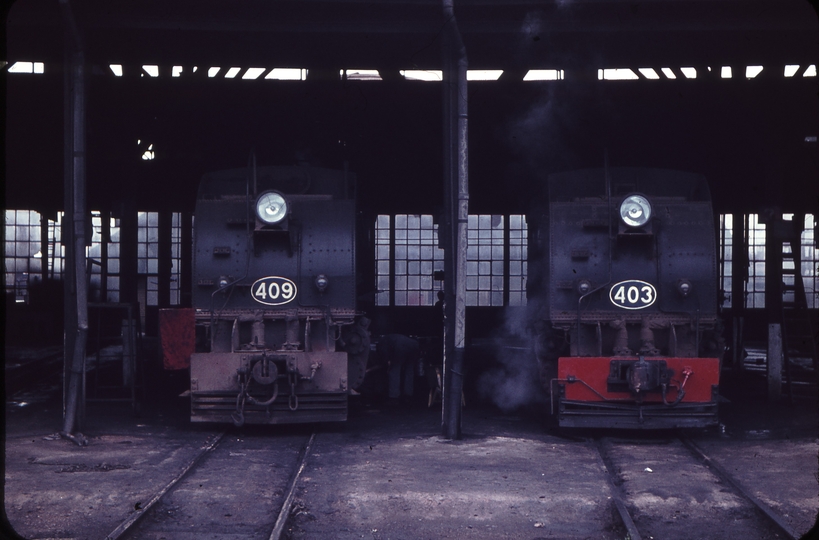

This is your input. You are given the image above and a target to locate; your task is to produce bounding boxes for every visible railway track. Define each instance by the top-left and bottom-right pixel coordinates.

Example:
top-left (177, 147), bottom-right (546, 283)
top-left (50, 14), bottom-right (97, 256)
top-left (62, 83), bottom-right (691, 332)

top-left (594, 434), bottom-right (803, 540)
top-left (106, 429), bottom-right (317, 540)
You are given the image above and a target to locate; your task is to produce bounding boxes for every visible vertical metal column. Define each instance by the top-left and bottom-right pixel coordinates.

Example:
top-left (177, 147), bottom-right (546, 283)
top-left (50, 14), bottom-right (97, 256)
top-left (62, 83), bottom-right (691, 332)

top-left (180, 212), bottom-right (193, 307)
top-left (60, 0), bottom-right (88, 444)
top-left (119, 202), bottom-right (139, 306)
top-left (158, 211), bottom-right (172, 308)
top-left (764, 212), bottom-right (786, 401)
top-left (442, 0), bottom-right (468, 440)
top-left (40, 213), bottom-right (49, 284)
top-left (731, 214), bottom-right (747, 370)
top-left (100, 210), bottom-right (110, 301)
top-left (389, 215), bottom-right (396, 312)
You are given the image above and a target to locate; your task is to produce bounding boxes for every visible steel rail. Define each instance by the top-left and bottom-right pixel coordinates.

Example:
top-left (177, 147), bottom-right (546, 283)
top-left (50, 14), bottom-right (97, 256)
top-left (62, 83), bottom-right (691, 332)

top-left (592, 438), bottom-right (643, 540)
top-left (269, 431), bottom-right (317, 540)
top-left (105, 431), bottom-right (226, 540)
top-left (679, 436), bottom-right (800, 540)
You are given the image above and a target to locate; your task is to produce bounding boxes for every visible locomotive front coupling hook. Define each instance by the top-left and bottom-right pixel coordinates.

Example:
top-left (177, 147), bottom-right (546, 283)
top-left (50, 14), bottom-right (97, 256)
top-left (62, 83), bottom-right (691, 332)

top-left (661, 366), bottom-right (692, 407)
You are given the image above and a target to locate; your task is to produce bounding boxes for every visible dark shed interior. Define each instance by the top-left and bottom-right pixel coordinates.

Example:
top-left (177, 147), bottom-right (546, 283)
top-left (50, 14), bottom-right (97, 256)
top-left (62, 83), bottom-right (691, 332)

top-left (4, 0), bottom-right (818, 408)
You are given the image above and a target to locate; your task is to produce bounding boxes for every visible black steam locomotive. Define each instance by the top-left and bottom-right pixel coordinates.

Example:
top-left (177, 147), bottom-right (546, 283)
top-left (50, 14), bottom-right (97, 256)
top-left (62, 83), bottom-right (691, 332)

top-left (529, 167), bottom-right (724, 429)
top-left (189, 164), bottom-right (369, 426)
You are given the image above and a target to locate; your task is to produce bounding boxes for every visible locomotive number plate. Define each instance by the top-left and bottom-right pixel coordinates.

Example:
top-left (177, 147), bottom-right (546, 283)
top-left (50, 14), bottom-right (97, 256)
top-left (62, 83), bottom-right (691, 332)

top-left (610, 280), bottom-right (656, 310)
top-left (251, 276), bottom-right (297, 306)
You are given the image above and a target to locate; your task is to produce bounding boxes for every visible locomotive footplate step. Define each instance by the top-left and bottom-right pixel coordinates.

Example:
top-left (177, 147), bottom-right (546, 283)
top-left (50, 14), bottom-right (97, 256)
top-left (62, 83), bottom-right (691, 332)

top-left (191, 390), bottom-right (348, 424)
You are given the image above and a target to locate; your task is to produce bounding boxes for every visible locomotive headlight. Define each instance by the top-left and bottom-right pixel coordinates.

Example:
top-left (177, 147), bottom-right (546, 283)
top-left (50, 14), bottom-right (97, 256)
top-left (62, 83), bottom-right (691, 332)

top-left (619, 195), bottom-right (652, 228)
top-left (677, 279), bottom-right (692, 297)
top-left (315, 274), bottom-right (329, 293)
top-left (577, 279), bottom-right (592, 295)
top-left (255, 191), bottom-right (288, 225)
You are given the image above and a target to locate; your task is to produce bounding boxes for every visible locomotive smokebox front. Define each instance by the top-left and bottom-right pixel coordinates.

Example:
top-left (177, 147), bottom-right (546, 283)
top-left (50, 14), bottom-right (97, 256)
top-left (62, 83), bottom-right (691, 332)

top-left (533, 168), bottom-right (723, 429)
top-left (188, 165), bottom-right (367, 426)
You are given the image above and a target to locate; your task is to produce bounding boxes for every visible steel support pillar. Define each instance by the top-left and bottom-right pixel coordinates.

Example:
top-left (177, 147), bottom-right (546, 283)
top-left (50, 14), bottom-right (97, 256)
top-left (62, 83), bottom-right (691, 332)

top-left (60, 0), bottom-right (89, 445)
top-left (441, 0), bottom-right (468, 440)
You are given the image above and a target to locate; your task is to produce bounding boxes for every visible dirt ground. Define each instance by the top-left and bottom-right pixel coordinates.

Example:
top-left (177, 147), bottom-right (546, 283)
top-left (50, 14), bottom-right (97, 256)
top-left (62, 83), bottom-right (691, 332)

top-left (3, 372), bottom-right (818, 540)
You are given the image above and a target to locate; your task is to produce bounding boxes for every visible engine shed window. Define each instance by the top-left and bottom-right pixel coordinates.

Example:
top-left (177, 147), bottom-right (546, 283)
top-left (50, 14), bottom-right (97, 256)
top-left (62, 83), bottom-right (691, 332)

top-left (170, 212), bottom-right (182, 305)
top-left (47, 212), bottom-right (65, 280)
top-left (467, 214), bottom-right (504, 306)
top-left (87, 211), bottom-right (122, 303)
top-left (508, 214), bottom-right (528, 307)
top-left (5, 209), bottom-right (183, 307)
top-left (4, 210), bottom-right (42, 303)
top-left (375, 215), bottom-right (391, 306)
top-left (374, 213), bottom-right (527, 307)
top-left (746, 213), bottom-right (766, 309)
top-left (138, 211), bottom-right (160, 306)
top-left (392, 214), bottom-right (444, 306)
top-left (137, 211), bottom-right (183, 307)
top-left (719, 214), bottom-right (733, 309)
top-left (799, 213), bottom-right (817, 309)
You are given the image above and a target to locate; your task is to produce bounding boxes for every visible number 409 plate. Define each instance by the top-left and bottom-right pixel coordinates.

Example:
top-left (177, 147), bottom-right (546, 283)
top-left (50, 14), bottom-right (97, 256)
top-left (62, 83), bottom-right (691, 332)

top-left (610, 280), bottom-right (656, 310)
top-left (251, 276), bottom-right (297, 306)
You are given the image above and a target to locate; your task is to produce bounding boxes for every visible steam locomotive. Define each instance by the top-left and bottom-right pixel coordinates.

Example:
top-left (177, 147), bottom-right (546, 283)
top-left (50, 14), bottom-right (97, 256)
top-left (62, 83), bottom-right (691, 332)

top-left (189, 164), bottom-right (369, 426)
top-left (528, 167), bottom-right (724, 429)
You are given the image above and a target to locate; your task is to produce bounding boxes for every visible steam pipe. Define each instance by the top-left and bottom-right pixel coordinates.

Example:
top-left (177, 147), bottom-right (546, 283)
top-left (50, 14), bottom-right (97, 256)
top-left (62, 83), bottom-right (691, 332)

top-left (442, 0), bottom-right (468, 440)
top-left (59, 0), bottom-right (88, 445)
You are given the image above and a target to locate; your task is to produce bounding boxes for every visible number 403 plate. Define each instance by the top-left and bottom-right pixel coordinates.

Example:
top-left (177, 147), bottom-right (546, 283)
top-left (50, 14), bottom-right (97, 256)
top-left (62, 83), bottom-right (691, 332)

top-left (251, 276), bottom-right (298, 306)
top-left (610, 280), bottom-right (656, 310)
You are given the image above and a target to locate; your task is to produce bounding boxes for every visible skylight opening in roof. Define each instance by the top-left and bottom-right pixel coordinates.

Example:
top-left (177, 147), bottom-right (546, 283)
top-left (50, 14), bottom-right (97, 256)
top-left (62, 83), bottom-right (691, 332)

top-left (142, 65), bottom-right (159, 77)
top-left (225, 67), bottom-right (241, 79)
top-left (805, 65), bottom-right (817, 77)
top-left (721, 66), bottom-right (732, 78)
top-left (638, 68), bottom-right (659, 80)
top-left (745, 65), bottom-right (763, 79)
top-left (661, 68), bottom-right (676, 79)
top-left (264, 68), bottom-right (307, 80)
top-left (523, 69), bottom-right (564, 81)
top-left (784, 65), bottom-right (800, 77)
top-left (208, 67), bottom-right (221, 78)
top-left (341, 69), bottom-right (382, 81)
top-left (598, 69), bottom-right (638, 81)
top-left (243, 68), bottom-right (266, 80)
top-left (8, 61), bottom-right (44, 74)
top-left (110, 64), bottom-right (123, 77)
top-left (172, 66), bottom-right (183, 78)
top-left (400, 70), bottom-right (442, 82)
top-left (680, 67), bottom-right (697, 79)
top-left (466, 70), bottom-right (503, 81)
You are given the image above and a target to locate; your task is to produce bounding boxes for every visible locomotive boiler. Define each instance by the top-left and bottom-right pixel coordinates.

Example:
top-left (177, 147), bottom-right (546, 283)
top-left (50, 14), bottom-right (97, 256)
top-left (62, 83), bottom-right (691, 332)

top-left (528, 167), bottom-right (724, 429)
top-left (189, 164), bottom-right (369, 426)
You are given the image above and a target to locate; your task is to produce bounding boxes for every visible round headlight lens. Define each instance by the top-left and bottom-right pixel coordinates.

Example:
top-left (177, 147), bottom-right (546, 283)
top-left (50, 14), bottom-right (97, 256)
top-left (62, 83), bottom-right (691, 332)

top-left (315, 274), bottom-right (329, 292)
top-left (256, 191), bottom-right (288, 225)
top-left (619, 195), bottom-right (652, 227)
